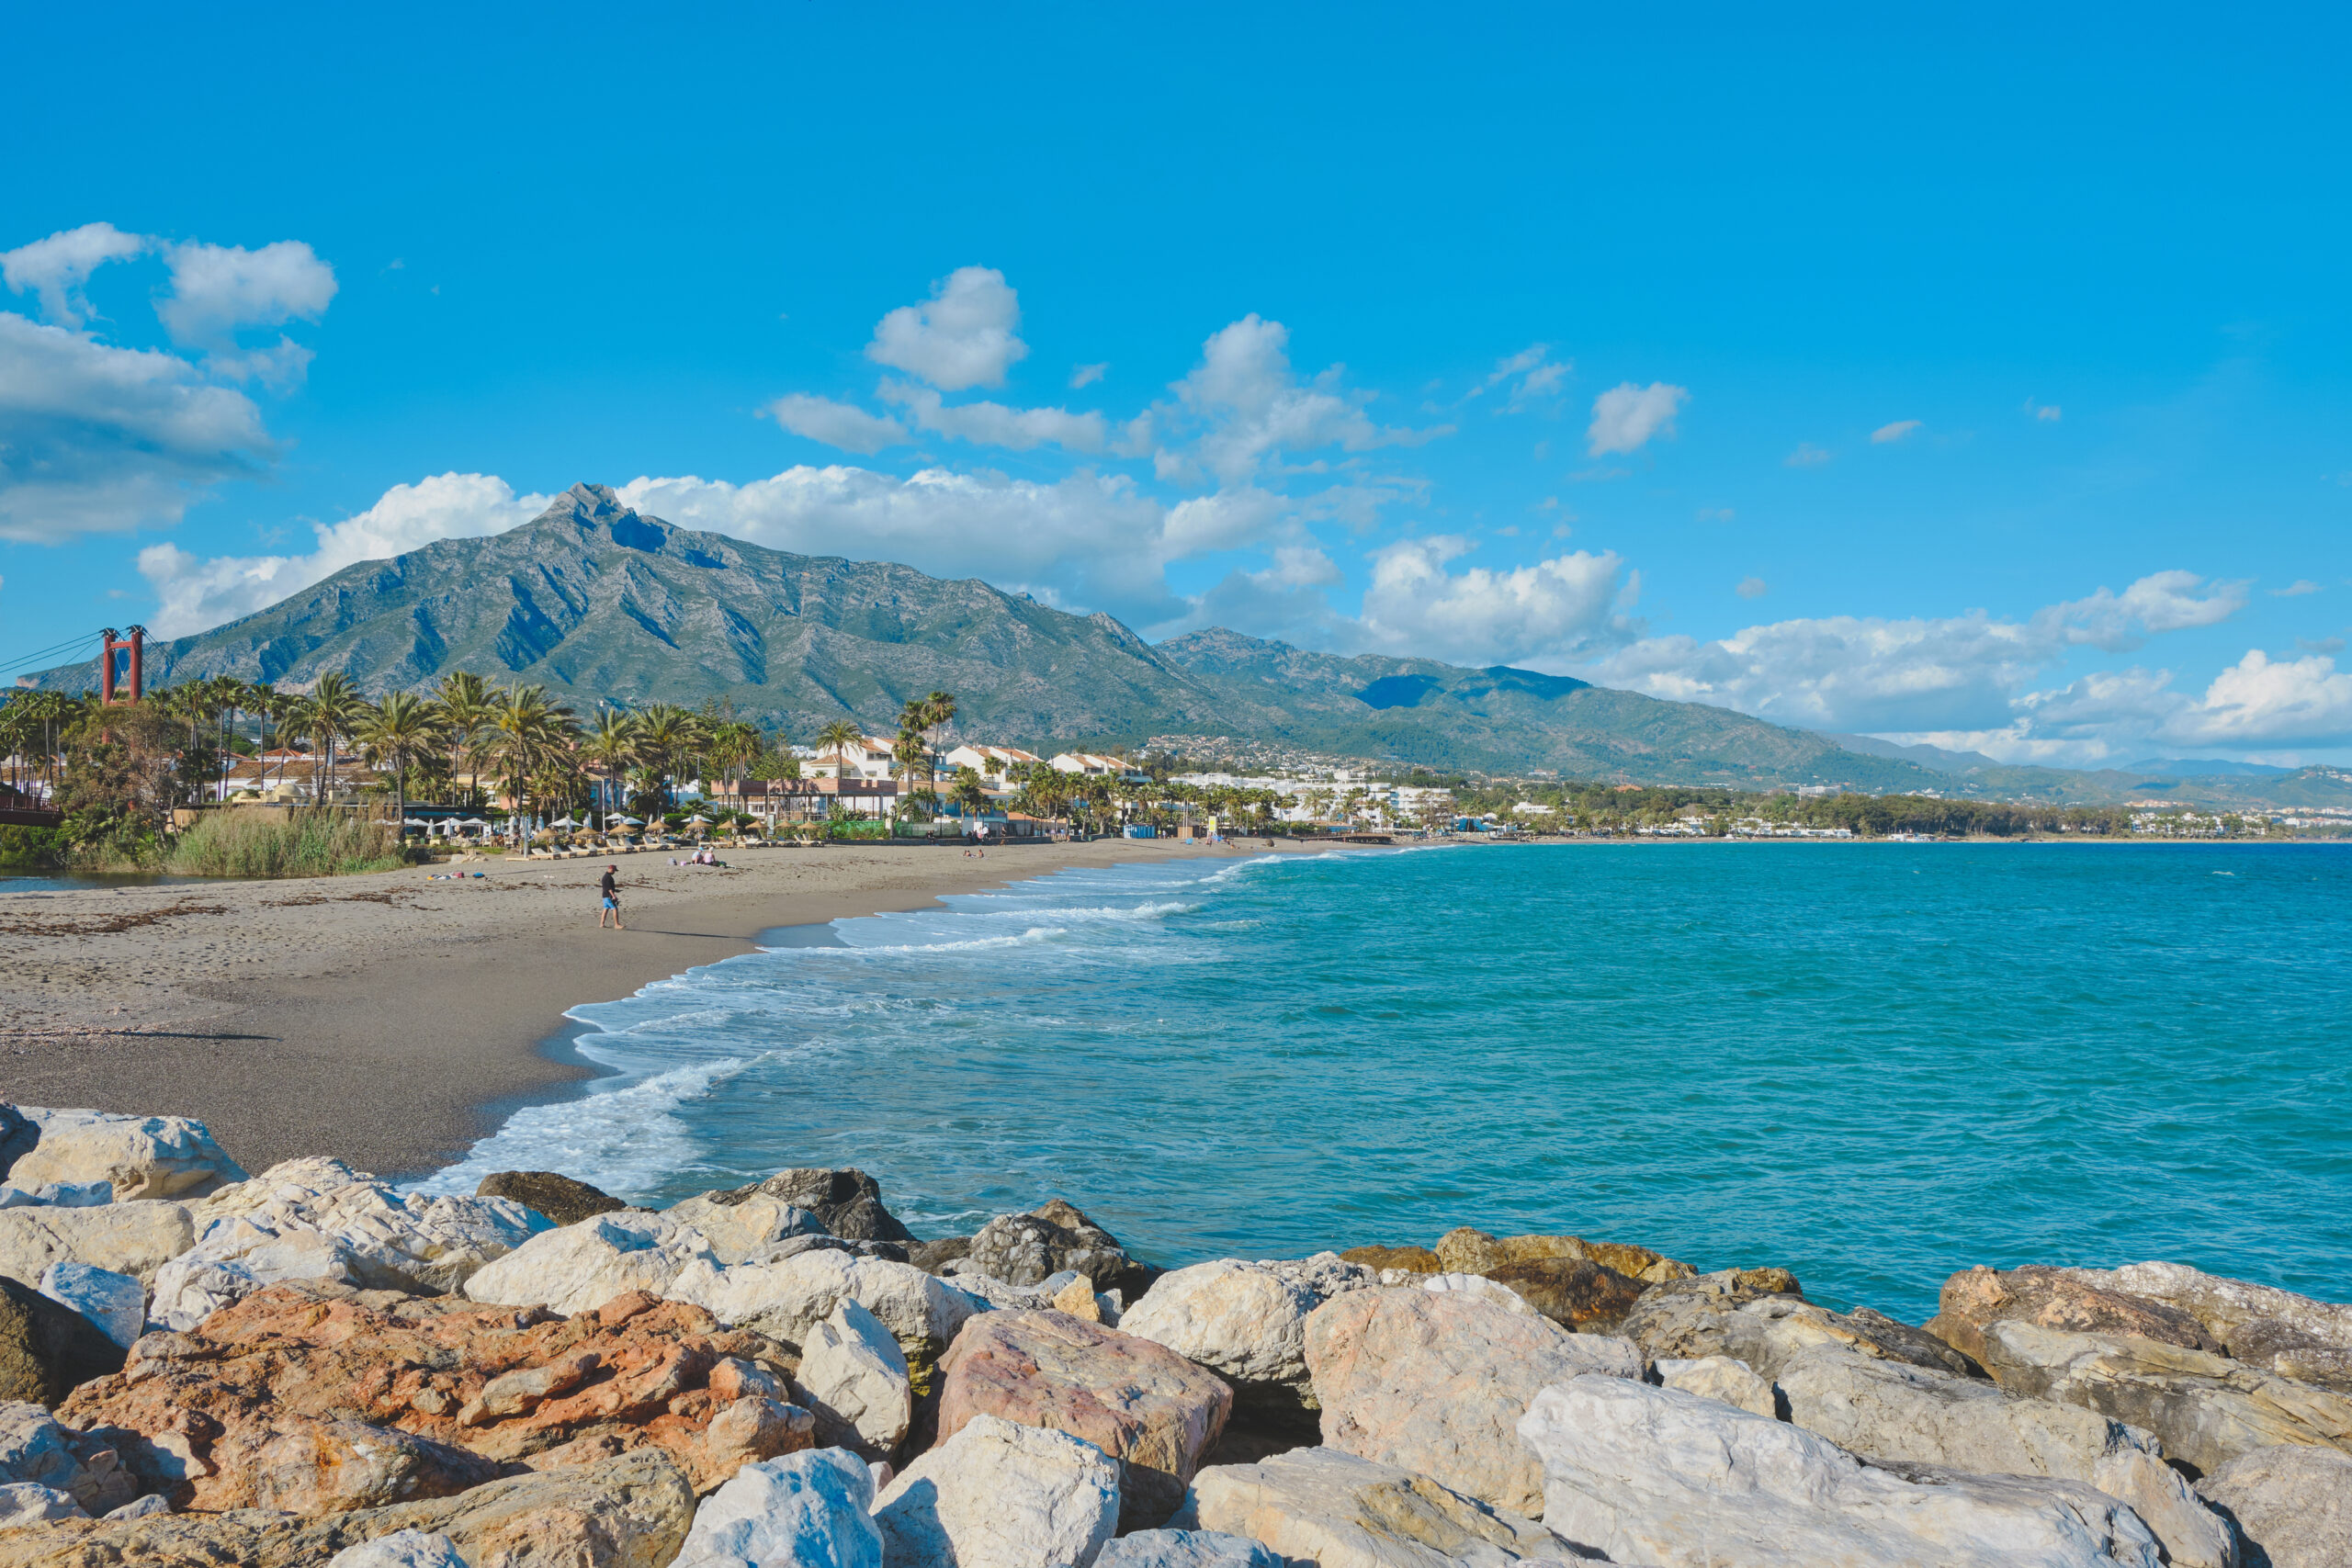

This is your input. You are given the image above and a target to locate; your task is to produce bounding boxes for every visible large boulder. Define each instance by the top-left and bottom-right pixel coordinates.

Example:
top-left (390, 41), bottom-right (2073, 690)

top-left (1094, 1529), bottom-right (1283, 1568)
top-left (1656, 1353), bottom-right (1779, 1416)
top-left (34, 1264), bottom-right (142, 1352)
top-left (937, 1309), bottom-right (1231, 1530)
top-left (0, 1482), bottom-right (84, 1528)
top-left (1521, 1376), bottom-right (2166, 1567)
top-left (1302, 1284), bottom-right (1639, 1517)
top-left (1333, 1243), bottom-right (1441, 1274)
top-left (664, 1193), bottom-right (829, 1266)
top-left (2195, 1443), bottom-right (2352, 1568)
top-left (1118, 1255), bottom-right (1376, 1424)
top-left (462, 1210), bottom-right (717, 1316)
top-left (963, 1201), bottom-right (1135, 1290)
top-left (1431, 1226), bottom-right (1694, 1285)
top-left (1171, 1446), bottom-right (1582, 1568)
top-left (1928, 1266), bottom-right (2222, 1369)
top-left (59, 1283), bottom-right (809, 1507)
top-left (474, 1170), bottom-right (625, 1227)
top-left (0, 1201), bottom-right (194, 1291)
top-left (673, 1447), bottom-right (881, 1568)
top-left (873, 1413), bottom-right (1120, 1568)
top-left (666, 1247), bottom-right (980, 1391)
top-left (0, 1447), bottom-right (697, 1568)
top-left (698, 1168), bottom-right (913, 1244)
top-left (2, 1109), bottom-right (246, 1201)
top-left (2064, 1263), bottom-right (2352, 1392)
top-left (0, 1278), bottom-right (123, 1410)
top-left (151, 1163), bottom-right (553, 1329)
top-left (1483, 1258), bottom-right (1646, 1332)
top-left (796, 1298), bottom-right (912, 1460)
top-left (1774, 1343), bottom-right (2236, 1568)
top-left (0, 1110), bottom-right (37, 1184)
top-left (1623, 1267), bottom-right (1982, 1381)
top-left (1977, 1321), bottom-right (2352, 1479)
top-left (0, 1400), bottom-right (139, 1516)
top-left (324, 1530), bottom-right (468, 1568)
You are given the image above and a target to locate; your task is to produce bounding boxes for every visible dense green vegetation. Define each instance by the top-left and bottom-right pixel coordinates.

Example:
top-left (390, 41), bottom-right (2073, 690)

top-left (163, 813), bottom-right (408, 879)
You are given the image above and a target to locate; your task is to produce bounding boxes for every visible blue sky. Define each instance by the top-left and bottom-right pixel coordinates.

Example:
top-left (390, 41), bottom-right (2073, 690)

top-left (4, 4), bottom-right (2347, 763)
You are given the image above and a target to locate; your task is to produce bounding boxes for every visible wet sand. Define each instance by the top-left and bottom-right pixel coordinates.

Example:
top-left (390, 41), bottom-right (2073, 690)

top-left (0, 838), bottom-right (1314, 1181)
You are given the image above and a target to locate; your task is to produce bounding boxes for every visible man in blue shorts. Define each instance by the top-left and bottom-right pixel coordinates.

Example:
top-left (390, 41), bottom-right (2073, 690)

top-left (598, 864), bottom-right (624, 930)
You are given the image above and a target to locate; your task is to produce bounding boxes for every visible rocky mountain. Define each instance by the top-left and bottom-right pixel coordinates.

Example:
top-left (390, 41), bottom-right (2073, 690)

top-left (24, 483), bottom-right (2341, 803)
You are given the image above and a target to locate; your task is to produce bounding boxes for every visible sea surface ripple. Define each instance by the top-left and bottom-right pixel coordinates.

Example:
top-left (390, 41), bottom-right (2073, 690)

top-left (418, 841), bottom-right (2352, 1320)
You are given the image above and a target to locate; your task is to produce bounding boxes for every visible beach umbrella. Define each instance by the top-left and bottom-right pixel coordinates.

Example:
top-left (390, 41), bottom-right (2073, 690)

top-left (686, 814), bottom-right (713, 824)
top-left (402, 817), bottom-right (430, 827)
top-left (619, 816), bottom-right (645, 826)
top-left (550, 816), bottom-right (581, 828)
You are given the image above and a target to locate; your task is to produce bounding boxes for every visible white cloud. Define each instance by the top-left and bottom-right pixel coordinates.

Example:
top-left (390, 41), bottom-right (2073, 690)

top-left (2271, 580), bottom-right (2322, 597)
top-left (0, 311), bottom-right (277, 543)
top-left (137, 471), bottom-right (549, 635)
top-left (2025, 399), bottom-right (2062, 423)
top-left (762, 393), bottom-right (908, 454)
top-left (2045, 570), bottom-right (2246, 649)
top-left (1172, 315), bottom-right (1445, 485)
top-left (1358, 536), bottom-right (1635, 666)
top-left (1871, 419), bottom-right (1921, 444)
top-left (157, 240), bottom-right (337, 348)
top-left (2165, 649), bottom-right (2352, 747)
top-left (1069, 363), bottom-right (1107, 389)
top-left (1, 222), bottom-right (148, 327)
top-left (1736, 576), bottom-right (1768, 600)
top-left (878, 379), bottom-right (1106, 453)
top-left (865, 265), bottom-right (1028, 391)
top-left (1467, 344), bottom-right (1569, 411)
top-left (1586, 380), bottom-right (1688, 456)
top-left (1784, 442), bottom-right (1832, 468)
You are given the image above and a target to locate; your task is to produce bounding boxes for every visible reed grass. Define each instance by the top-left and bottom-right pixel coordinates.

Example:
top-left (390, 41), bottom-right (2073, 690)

top-left (164, 811), bottom-right (406, 879)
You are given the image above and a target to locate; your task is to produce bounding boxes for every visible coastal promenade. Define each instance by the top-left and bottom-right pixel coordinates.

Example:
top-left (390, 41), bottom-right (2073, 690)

top-left (0, 839), bottom-right (1312, 1180)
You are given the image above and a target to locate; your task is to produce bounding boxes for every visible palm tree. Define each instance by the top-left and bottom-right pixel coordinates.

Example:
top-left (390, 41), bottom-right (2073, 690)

top-left (631, 705), bottom-right (699, 819)
top-left (582, 708), bottom-right (640, 826)
top-left (949, 766), bottom-right (988, 819)
top-left (481, 685), bottom-right (580, 845)
top-left (356, 692), bottom-right (445, 827)
top-left (812, 719), bottom-right (865, 821)
top-left (433, 671), bottom-right (494, 808)
top-left (297, 672), bottom-right (371, 811)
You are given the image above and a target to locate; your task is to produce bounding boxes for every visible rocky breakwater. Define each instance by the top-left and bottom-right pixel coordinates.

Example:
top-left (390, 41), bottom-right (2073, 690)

top-left (1, 1105), bottom-right (2350, 1566)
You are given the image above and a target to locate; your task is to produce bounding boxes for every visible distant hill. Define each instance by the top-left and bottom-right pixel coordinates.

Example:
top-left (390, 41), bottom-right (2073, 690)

top-left (2126, 758), bottom-right (2292, 778)
top-left (21, 483), bottom-right (2343, 805)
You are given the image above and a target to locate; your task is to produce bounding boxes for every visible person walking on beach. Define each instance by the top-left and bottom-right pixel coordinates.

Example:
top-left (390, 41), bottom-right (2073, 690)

top-left (598, 864), bottom-right (625, 930)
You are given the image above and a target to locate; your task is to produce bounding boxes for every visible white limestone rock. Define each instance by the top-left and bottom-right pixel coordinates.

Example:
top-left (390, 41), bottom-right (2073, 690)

top-left (148, 1221), bottom-right (361, 1331)
top-left (0, 1402), bottom-right (105, 1508)
top-left (1419, 1271), bottom-right (1540, 1316)
top-left (795, 1299), bottom-right (911, 1460)
top-left (101, 1493), bottom-right (171, 1520)
top-left (1171, 1446), bottom-right (1587, 1567)
top-left (668, 1247), bottom-right (980, 1362)
top-left (463, 1210), bottom-right (716, 1315)
top-left (1656, 1354), bottom-right (1781, 1417)
top-left (0, 1481), bottom-right (85, 1528)
top-left (0, 1182), bottom-right (111, 1209)
top-left (665, 1193), bottom-right (829, 1266)
top-left (1121, 1255), bottom-right (1376, 1416)
top-left (0, 1200), bottom-right (194, 1289)
top-left (1520, 1375), bottom-right (2166, 1567)
top-left (873, 1414), bottom-right (1120, 1568)
top-left (2064, 1261), bottom-right (2352, 1353)
top-left (36, 1260), bottom-right (145, 1349)
top-left (4, 1108), bottom-right (245, 1202)
top-left (673, 1447), bottom-right (880, 1568)
top-left (1980, 1320), bottom-right (2352, 1478)
top-left (1775, 1342), bottom-right (2236, 1568)
top-left (325, 1528), bottom-right (470, 1567)
top-left (1303, 1286), bottom-right (1642, 1517)
top-left (2195, 1443), bottom-right (2352, 1568)
top-left (1093, 1529), bottom-right (1286, 1568)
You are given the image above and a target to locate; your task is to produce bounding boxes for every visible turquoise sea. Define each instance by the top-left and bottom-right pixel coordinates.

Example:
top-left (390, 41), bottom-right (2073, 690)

top-left (417, 842), bottom-right (2352, 1323)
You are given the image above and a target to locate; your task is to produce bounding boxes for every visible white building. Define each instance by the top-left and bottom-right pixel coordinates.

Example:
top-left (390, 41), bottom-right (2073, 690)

top-left (1050, 752), bottom-right (1147, 782)
top-left (944, 744), bottom-right (1044, 783)
top-left (797, 735), bottom-right (899, 782)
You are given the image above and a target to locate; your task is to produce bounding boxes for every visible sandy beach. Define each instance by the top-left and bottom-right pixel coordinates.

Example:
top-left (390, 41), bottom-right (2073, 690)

top-left (0, 838), bottom-right (1313, 1181)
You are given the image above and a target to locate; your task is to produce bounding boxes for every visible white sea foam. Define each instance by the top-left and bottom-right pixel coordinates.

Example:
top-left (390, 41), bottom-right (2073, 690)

top-left (407, 1050), bottom-right (764, 1203)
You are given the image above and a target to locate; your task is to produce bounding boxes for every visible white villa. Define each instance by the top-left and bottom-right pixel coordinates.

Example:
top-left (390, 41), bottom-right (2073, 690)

top-left (1049, 752), bottom-right (1148, 782)
top-left (944, 744), bottom-right (1044, 783)
top-left (797, 735), bottom-right (900, 782)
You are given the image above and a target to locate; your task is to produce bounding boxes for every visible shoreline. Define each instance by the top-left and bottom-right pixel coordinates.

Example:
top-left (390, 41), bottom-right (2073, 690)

top-left (0, 838), bottom-right (1323, 1181)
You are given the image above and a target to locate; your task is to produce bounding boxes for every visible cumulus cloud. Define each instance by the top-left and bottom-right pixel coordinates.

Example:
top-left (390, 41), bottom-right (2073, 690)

top-left (137, 472), bottom-right (550, 636)
top-left (158, 240), bottom-right (337, 349)
top-left (865, 265), bottom-right (1028, 390)
top-left (1069, 363), bottom-right (1107, 389)
top-left (763, 393), bottom-right (908, 454)
top-left (1736, 576), bottom-right (1768, 599)
top-left (0, 312), bottom-right (277, 543)
top-left (1586, 380), bottom-right (1688, 456)
top-left (1, 222), bottom-right (148, 326)
top-left (1466, 344), bottom-right (1569, 412)
top-left (1784, 442), bottom-right (1832, 468)
top-left (2166, 649), bottom-right (2352, 747)
top-left (1357, 536), bottom-right (1635, 666)
top-left (1871, 420), bottom-right (1921, 444)
top-left (1171, 314), bottom-right (1445, 485)
top-left (1594, 570), bottom-right (2252, 736)
top-left (2270, 580), bottom-right (2322, 597)
top-left (878, 379), bottom-right (1106, 453)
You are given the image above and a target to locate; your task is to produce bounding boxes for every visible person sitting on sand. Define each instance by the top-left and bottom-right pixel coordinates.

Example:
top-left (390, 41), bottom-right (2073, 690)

top-left (599, 864), bottom-right (625, 930)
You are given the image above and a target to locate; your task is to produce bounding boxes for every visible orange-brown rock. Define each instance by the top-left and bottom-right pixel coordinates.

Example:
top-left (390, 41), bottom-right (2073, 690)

top-left (1336, 1244), bottom-right (1441, 1273)
top-left (57, 1283), bottom-right (810, 1514)
top-left (1485, 1257), bottom-right (1646, 1331)
top-left (1925, 1265), bottom-right (2222, 1369)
